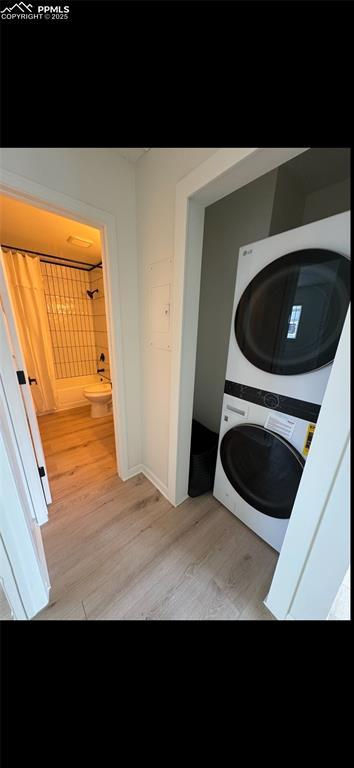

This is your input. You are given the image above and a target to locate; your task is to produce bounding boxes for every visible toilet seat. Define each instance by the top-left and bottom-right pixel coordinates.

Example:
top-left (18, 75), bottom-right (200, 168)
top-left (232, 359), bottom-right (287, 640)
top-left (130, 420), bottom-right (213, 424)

top-left (84, 383), bottom-right (111, 398)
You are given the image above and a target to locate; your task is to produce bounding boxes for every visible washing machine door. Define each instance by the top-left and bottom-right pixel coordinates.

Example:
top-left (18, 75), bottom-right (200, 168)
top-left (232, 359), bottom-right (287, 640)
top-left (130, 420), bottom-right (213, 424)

top-left (220, 423), bottom-right (305, 519)
top-left (235, 249), bottom-right (350, 375)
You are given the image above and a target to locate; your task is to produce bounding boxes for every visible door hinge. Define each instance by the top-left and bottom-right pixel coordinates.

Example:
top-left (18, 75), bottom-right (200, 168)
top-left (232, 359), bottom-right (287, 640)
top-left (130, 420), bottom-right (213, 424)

top-left (38, 466), bottom-right (46, 478)
top-left (17, 370), bottom-right (26, 385)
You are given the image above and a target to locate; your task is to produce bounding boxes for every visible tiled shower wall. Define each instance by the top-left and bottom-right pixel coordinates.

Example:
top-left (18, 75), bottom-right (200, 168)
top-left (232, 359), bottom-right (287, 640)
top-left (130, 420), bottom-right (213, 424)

top-left (41, 262), bottom-right (96, 378)
top-left (89, 267), bottom-right (111, 382)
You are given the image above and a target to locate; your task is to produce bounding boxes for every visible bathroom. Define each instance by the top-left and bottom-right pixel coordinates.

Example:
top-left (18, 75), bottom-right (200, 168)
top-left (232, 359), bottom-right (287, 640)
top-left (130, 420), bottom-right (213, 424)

top-left (0, 194), bottom-right (117, 504)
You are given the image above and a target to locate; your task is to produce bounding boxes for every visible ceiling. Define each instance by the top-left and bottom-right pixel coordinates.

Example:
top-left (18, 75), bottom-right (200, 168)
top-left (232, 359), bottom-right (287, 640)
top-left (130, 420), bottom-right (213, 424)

top-left (116, 148), bottom-right (150, 163)
top-left (0, 195), bottom-right (102, 267)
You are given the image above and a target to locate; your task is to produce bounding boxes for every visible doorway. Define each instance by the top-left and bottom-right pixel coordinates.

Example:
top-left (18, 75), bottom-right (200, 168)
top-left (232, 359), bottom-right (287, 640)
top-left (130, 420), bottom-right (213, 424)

top-left (0, 194), bottom-right (121, 512)
top-left (169, 147), bottom-right (350, 620)
top-left (169, 147), bottom-right (351, 504)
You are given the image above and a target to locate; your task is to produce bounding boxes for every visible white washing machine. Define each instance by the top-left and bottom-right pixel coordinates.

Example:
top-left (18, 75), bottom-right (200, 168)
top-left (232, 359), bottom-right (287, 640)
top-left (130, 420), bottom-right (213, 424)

top-left (213, 211), bottom-right (351, 552)
top-left (213, 389), bottom-right (319, 551)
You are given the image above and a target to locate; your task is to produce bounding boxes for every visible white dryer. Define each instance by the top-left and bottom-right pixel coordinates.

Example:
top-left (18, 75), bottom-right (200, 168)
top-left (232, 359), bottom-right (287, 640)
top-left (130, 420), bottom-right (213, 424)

top-left (226, 211), bottom-right (350, 404)
top-left (213, 211), bottom-right (351, 552)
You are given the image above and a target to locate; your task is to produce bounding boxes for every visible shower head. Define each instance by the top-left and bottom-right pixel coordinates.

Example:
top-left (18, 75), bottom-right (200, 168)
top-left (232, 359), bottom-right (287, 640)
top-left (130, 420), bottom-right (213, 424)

top-left (86, 289), bottom-right (99, 299)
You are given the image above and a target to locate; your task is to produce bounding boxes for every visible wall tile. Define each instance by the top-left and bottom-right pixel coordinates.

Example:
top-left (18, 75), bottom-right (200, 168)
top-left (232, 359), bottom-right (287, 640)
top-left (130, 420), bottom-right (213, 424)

top-left (93, 314), bottom-right (107, 333)
top-left (42, 262), bottom-right (96, 379)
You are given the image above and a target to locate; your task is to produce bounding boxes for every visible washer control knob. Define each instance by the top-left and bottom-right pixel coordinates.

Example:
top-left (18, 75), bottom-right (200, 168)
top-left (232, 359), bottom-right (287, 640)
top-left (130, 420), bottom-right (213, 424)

top-left (264, 393), bottom-right (279, 409)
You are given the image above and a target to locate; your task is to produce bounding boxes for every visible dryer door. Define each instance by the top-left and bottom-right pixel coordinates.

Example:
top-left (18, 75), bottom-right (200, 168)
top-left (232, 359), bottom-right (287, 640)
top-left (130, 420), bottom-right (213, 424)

top-left (220, 424), bottom-right (305, 519)
top-left (235, 248), bottom-right (350, 375)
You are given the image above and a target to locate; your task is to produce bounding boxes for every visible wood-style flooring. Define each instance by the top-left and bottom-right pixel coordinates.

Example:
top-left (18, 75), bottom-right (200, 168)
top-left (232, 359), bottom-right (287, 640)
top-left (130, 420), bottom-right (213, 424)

top-left (35, 405), bottom-right (277, 620)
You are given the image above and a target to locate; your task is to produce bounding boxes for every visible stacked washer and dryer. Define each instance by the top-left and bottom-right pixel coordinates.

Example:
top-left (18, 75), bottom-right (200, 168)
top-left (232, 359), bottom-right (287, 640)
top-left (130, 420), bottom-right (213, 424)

top-left (213, 211), bottom-right (350, 552)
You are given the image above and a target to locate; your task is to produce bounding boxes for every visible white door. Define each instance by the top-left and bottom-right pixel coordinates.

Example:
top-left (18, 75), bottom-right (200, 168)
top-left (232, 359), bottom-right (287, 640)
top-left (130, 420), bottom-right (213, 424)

top-left (265, 306), bottom-right (350, 620)
top-left (0, 423), bottom-right (50, 618)
top-left (0, 250), bottom-right (51, 507)
top-left (0, 537), bottom-right (27, 620)
top-left (0, 301), bottom-right (48, 525)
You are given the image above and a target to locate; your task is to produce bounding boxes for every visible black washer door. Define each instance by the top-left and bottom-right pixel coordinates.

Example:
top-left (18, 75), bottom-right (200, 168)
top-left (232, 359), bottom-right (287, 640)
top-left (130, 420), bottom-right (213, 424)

top-left (220, 424), bottom-right (305, 519)
top-left (235, 249), bottom-right (350, 375)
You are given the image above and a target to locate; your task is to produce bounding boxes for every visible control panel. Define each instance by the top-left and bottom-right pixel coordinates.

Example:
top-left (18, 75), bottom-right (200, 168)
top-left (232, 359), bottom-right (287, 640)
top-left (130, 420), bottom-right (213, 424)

top-left (263, 392), bottom-right (279, 409)
top-left (224, 380), bottom-right (321, 423)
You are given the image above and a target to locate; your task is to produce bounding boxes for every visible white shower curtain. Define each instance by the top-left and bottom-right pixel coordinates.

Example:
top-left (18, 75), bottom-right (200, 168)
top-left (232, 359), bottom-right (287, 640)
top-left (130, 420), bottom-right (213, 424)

top-left (2, 249), bottom-right (57, 414)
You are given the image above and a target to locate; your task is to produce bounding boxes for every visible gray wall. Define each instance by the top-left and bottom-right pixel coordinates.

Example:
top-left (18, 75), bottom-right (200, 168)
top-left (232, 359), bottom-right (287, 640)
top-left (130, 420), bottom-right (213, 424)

top-left (303, 178), bottom-right (350, 224)
top-left (193, 169), bottom-right (278, 433)
top-left (269, 165), bottom-right (305, 235)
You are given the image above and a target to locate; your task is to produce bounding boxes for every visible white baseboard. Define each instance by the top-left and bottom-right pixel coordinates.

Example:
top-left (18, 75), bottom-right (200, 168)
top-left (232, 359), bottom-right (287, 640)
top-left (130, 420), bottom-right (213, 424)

top-left (124, 463), bottom-right (172, 504)
top-left (122, 464), bottom-right (144, 480)
top-left (120, 464), bottom-right (182, 507)
top-left (141, 465), bottom-right (171, 503)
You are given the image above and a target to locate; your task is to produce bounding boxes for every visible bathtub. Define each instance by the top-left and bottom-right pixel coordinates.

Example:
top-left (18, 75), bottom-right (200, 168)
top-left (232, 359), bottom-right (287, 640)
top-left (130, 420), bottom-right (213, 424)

top-left (55, 374), bottom-right (109, 411)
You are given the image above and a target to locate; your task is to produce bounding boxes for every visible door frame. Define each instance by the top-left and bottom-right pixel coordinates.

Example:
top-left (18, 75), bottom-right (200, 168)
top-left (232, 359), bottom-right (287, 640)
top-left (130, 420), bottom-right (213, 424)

top-left (0, 536), bottom-right (27, 620)
top-left (265, 307), bottom-right (350, 620)
top-left (0, 169), bottom-right (129, 481)
top-left (168, 147), bottom-right (310, 505)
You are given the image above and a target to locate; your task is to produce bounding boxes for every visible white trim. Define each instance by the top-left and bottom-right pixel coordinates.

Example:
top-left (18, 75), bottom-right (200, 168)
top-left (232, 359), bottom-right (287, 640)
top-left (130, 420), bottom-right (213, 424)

top-left (291, 439), bottom-right (350, 620)
top-left (0, 537), bottom-right (27, 620)
top-left (141, 465), bottom-right (170, 502)
top-left (264, 306), bottom-right (350, 620)
top-left (0, 168), bottom-right (129, 480)
top-left (0, 425), bottom-right (50, 619)
top-left (123, 463), bottom-right (143, 480)
top-left (169, 147), bottom-right (309, 505)
top-left (122, 463), bottom-right (174, 504)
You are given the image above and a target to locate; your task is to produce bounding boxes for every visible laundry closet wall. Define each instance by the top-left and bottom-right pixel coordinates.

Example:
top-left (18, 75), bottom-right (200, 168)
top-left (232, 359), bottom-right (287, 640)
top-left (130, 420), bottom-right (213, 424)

top-left (302, 177), bottom-right (350, 224)
top-left (193, 169), bottom-right (279, 434)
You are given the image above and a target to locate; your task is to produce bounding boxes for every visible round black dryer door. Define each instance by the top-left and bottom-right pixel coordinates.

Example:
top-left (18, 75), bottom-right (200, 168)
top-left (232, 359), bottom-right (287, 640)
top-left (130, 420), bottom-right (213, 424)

top-left (220, 424), bottom-right (305, 519)
top-left (235, 249), bottom-right (350, 375)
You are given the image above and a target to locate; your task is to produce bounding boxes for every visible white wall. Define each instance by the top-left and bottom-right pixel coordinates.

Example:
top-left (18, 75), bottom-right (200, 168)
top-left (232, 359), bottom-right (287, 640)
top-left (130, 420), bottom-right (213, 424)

top-left (303, 178), bottom-right (350, 224)
top-left (0, 149), bottom-right (141, 470)
top-left (135, 149), bottom-right (218, 489)
top-left (193, 169), bottom-right (278, 433)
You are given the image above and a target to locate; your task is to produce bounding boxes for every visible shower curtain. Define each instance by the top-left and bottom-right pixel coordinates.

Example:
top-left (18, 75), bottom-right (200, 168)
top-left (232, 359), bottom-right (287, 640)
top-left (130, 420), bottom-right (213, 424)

top-left (2, 249), bottom-right (57, 414)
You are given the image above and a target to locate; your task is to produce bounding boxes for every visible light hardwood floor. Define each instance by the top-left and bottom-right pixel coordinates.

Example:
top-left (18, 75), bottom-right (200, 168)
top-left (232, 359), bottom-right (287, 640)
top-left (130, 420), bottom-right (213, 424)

top-left (35, 405), bottom-right (277, 620)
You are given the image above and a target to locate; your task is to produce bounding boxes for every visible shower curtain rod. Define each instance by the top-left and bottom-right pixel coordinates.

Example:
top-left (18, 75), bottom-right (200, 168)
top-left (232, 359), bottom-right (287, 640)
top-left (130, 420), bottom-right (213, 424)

top-left (1, 243), bottom-right (102, 271)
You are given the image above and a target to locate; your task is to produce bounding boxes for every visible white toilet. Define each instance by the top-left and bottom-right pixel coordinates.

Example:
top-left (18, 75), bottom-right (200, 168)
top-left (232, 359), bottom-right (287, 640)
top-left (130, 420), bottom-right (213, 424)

top-left (83, 382), bottom-right (112, 418)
